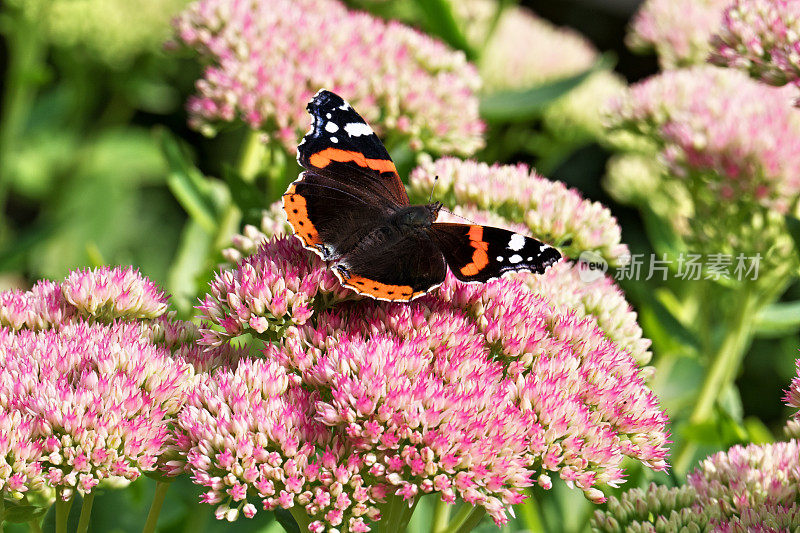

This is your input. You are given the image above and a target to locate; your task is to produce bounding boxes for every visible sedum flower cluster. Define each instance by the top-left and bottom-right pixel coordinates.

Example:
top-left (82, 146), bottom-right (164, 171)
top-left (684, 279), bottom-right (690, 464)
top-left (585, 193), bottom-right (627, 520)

top-left (626, 0), bottom-right (731, 68)
top-left (191, 232), bottom-right (669, 529)
top-left (592, 440), bottom-right (800, 532)
top-left (710, 0), bottom-right (800, 97)
top-left (0, 267), bottom-right (230, 505)
top-left (173, 0), bottom-right (484, 155)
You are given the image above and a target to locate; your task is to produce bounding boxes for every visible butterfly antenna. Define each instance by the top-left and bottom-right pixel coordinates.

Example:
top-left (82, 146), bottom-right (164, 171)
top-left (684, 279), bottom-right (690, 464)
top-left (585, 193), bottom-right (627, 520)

top-left (428, 176), bottom-right (439, 203)
top-left (438, 205), bottom-right (481, 226)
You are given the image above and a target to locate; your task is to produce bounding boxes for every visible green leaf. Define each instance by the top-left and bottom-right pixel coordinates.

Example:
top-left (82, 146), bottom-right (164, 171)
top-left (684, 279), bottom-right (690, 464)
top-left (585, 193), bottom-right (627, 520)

top-left (158, 128), bottom-right (218, 233)
top-left (222, 164), bottom-right (264, 216)
top-left (410, 0), bottom-right (475, 59)
top-left (785, 214), bottom-right (800, 258)
top-left (479, 55), bottom-right (615, 123)
top-left (275, 508), bottom-right (300, 533)
top-left (754, 300), bottom-right (800, 337)
top-left (2, 499), bottom-right (47, 523)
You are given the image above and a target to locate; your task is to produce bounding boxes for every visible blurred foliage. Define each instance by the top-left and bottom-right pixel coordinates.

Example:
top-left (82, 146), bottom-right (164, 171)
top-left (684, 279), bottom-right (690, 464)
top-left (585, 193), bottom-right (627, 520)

top-left (2, 0), bottom-right (800, 532)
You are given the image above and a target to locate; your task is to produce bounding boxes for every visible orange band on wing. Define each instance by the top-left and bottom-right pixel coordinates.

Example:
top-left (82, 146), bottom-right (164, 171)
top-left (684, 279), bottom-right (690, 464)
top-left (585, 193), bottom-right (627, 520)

top-left (460, 225), bottom-right (490, 277)
top-left (342, 275), bottom-right (421, 301)
top-left (309, 148), bottom-right (397, 175)
top-left (283, 184), bottom-right (322, 246)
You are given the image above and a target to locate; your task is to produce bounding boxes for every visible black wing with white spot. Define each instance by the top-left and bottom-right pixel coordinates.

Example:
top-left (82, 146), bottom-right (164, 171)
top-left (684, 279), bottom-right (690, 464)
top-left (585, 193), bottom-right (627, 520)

top-left (296, 89), bottom-right (409, 207)
top-left (428, 223), bottom-right (562, 283)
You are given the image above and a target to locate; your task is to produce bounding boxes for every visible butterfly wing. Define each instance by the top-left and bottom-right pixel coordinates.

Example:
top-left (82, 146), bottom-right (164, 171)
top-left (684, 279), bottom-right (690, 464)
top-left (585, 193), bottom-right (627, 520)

top-left (429, 223), bottom-right (561, 283)
top-left (283, 171), bottom-right (392, 260)
top-left (334, 232), bottom-right (447, 301)
top-left (297, 89), bottom-right (409, 208)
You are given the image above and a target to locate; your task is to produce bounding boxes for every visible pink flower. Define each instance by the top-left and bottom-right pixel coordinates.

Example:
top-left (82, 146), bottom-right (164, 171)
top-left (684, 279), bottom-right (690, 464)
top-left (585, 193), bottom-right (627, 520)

top-left (409, 157), bottom-right (629, 266)
top-left (173, 0), bottom-right (484, 155)
top-left (62, 266), bottom-right (169, 321)
top-left (710, 0), bottom-right (800, 96)
top-left (608, 66), bottom-right (800, 213)
top-left (627, 0), bottom-right (732, 68)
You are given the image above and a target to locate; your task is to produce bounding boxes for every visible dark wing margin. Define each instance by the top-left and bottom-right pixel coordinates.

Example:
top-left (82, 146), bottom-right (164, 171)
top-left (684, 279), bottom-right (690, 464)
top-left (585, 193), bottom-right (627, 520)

top-left (429, 223), bottom-right (561, 283)
top-left (334, 233), bottom-right (447, 301)
top-left (296, 89), bottom-right (409, 207)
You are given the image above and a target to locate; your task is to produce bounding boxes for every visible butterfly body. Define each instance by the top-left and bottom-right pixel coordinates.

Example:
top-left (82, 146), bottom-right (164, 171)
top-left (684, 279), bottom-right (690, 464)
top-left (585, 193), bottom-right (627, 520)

top-left (284, 90), bottom-right (561, 301)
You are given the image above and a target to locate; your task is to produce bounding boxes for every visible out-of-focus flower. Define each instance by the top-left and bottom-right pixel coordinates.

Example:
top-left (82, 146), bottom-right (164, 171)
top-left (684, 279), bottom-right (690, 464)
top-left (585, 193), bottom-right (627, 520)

top-left (8, 0), bottom-right (189, 66)
top-left (627, 0), bottom-right (731, 68)
top-left (710, 0), bottom-right (800, 91)
top-left (607, 66), bottom-right (800, 214)
top-left (197, 235), bottom-right (669, 527)
top-left (409, 157), bottom-right (629, 266)
top-left (542, 71), bottom-right (628, 145)
top-left (173, 0), bottom-right (484, 155)
top-left (473, 3), bottom-right (598, 91)
top-left (62, 266), bottom-right (169, 321)
top-left (0, 322), bottom-right (192, 497)
top-left (592, 440), bottom-right (800, 531)
top-left (222, 202), bottom-right (290, 265)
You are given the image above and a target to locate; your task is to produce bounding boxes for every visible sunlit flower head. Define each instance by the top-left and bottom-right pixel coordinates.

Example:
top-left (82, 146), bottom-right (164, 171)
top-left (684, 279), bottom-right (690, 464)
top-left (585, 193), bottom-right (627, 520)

top-left (173, 0), bottom-right (484, 155)
top-left (608, 66), bottom-right (800, 214)
top-left (409, 157), bottom-right (629, 266)
top-left (710, 0), bottom-right (800, 92)
top-left (8, 0), bottom-right (189, 66)
top-left (197, 235), bottom-right (668, 526)
top-left (62, 266), bottom-right (169, 321)
top-left (0, 322), bottom-right (192, 497)
top-left (593, 440), bottom-right (800, 531)
top-left (627, 0), bottom-right (731, 68)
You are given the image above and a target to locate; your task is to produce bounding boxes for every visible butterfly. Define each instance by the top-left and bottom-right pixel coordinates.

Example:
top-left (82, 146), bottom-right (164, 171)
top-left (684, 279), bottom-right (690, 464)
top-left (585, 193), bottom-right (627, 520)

top-left (283, 89), bottom-right (562, 301)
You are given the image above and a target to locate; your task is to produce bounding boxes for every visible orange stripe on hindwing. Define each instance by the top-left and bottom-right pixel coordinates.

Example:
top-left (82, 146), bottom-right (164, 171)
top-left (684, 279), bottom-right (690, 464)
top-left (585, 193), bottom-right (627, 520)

top-left (342, 275), bottom-right (421, 301)
top-left (282, 184), bottom-right (322, 246)
top-left (309, 148), bottom-right (397, 174)
top-left (460, 225), bottom-right (490, 277)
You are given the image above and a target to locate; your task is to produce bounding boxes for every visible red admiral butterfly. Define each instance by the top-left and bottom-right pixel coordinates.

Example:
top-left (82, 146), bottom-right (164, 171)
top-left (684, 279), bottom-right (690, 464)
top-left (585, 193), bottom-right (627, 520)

top-left (283, 90), bottom-right (561, 301)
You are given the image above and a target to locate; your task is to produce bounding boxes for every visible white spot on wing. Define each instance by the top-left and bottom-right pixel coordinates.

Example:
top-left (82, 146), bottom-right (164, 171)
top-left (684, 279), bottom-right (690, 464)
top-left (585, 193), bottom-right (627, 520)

top-left (509, 254), bottom-right (523, 264)
top-left (325, 122), bottom-right (339, 133)
top-left (326, 113), bottom-right (332, 119)
top-left (339, 102), bottom-right (351, 111)
top-left (344, 122), bottom-right (374, 137)
top-left (508, 234), bottom-right (526, 251)
top-left (496, 256), bottom-right (504, 262)
top-left (330, 137), bottom-right (338, 143)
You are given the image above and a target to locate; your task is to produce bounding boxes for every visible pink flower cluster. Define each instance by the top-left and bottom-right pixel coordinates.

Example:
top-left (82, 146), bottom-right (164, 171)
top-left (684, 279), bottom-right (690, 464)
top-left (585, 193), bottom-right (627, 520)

top-left (193, 236), bottom-right (669, 528)
top-left (627, 0), bottom-right (731, 68)
top-left (173, 0), bottom-right (484, 155)
top-left (710, 0), bottom-right (800, 91)
top-left (0, 322), bottom-right (192, 498)
top-left (409, 157), bottom-right (629, 265)
top-left (594, 440), bottom-right (800, 531)
top-left (608, 66), bottom-right (800, 213)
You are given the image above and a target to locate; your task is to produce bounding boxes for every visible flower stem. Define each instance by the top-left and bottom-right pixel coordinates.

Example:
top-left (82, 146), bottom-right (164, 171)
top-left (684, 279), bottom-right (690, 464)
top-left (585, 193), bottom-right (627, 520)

top-left (430, 499), bottom-right (451, 533)
top-left (55, 489), bottom-right (70, 533)
top-left (76, 493), bottom-right (95, 533)
top-left (0, 489), bottom-right (5, 533)
top-left (443, 505), bottom-right (486, 533)
top-left (518, 489), bottom-right (545, 532)
top-left (287, 507), bottom-right (311, 532)
top-left (381, 495), bottom-right (418, 533)
top-left (141, 481), bottom-right (171, 533)
top-left (28, 519), bottom-right (42, 533)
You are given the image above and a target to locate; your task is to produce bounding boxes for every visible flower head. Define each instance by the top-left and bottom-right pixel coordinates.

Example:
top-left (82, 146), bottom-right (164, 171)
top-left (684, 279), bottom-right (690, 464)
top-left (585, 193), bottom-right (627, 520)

top-left (627, 0), bottom-right (731, 68)
top-left (710, 0), bottom-right (800, 90)
top-left (173, 0), bottom-right (484, 155)
top-left (409, 157), bottom-right (629, 266)
top-left (469, 3), bottom-right (598, 91)
top-left (593, 440), bottom-right (800, 531)
top-left (62, 266), bottom-right (169, 321)
top-left (196, 235), bottom-right (668, 528)
top-left (0, 322), bottom-right (192, 497)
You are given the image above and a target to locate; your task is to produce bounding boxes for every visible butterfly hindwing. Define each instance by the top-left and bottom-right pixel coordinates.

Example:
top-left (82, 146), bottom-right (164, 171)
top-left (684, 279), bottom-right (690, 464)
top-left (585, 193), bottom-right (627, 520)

top-left (429, 223), bottom-right (562, 283)
top-left (297, 90), bottom-right (409, 207)
top-left (283, 171), bottom-right (391, 260)
top-left (335, 232), bottom-right (447, 301)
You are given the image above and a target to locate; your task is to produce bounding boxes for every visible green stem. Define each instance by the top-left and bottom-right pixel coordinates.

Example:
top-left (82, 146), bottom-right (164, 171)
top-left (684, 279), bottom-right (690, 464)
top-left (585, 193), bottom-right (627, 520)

top-left (517, 489), bottom-right (545, 533)
top-left (674, 290), bottom-right (757, 473)
top-left (28, 519), bottom-right (42, 533)
top-left (76, 493), bottom-right (95, 533)
top-left (442, 505), bottom-right (486, 533)
top-left (0, 488), bottom-right (5, 533)
top-left (141, 481), bottom-right (171, 533)
top-left (55, 489), bottom-right (70, 533)
top-left (430, 499), bottom-right (451, 533)
top-left (213, 129), bottom-right (265, 250)
top-left (380, 495), bottom-right (418, 533)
